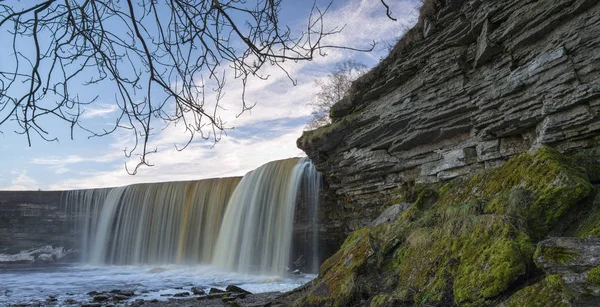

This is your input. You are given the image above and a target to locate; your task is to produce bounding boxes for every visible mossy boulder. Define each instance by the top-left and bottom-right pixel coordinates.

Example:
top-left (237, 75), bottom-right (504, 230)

top-left (571, 145), bottom-right (600, 183)
top-left (533, 237), bottom-right (600, 298)
top-left (393, 213), bottom-right (533, 306)
top-left (296, 147), bottom-right (594, 306)
top-left (502, 276), bottom-right (571, 307)
top-left (572, 191), bottom-right (600, 237)
top-left (300, 227), bottom-right (378, 306)
top-left (437, 146), bottom-right (593, 240)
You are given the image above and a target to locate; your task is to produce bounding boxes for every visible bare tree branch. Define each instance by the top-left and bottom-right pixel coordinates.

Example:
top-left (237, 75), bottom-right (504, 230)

top-left (306, 59), bottom-right (367, 129)
top-left (0, 0), bottom-right (378, 173)
top-left (380, 0), bottom-right (397, 21)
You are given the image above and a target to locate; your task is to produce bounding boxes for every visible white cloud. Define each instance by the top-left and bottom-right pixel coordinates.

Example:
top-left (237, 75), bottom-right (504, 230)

top-left (20, 0), bottom-right (421, 190)
top-left (81, 104), bottom-right (120, 119)
top-left (32, 155), bottom-right (86, 165)
top-left (49, 125), bottom-right (307, 190)
top-left (5, 170), bottom-right (38, 190)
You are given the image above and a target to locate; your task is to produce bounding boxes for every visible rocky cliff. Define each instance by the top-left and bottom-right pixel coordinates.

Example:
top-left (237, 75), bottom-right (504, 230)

top-left (299, 0), bottom-right (600, 234)
top-left (0, 191), bottom-right (75, 255)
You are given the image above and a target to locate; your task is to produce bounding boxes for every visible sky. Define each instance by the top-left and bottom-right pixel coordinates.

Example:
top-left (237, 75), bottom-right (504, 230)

top-left (0, 0), bottom-right (420, 191)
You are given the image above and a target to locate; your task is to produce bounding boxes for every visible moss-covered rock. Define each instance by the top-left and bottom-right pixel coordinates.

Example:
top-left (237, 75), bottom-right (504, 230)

top-left (437, 146), bottom-right (593, 240)
top-left (571, 145), bottom-right (600, 183)
top-left (534, 246), bottom-right (579, 265)
top-left (502, 276), bottom-right (571, 307)
top-left (394, 213), bottom-right (533, 306)
top-left (295, 147), bottom-right (594, 306)
top-left (572, 192), bottom-right (600, 237)
top-left (301, 227), bottom-right (378, 306)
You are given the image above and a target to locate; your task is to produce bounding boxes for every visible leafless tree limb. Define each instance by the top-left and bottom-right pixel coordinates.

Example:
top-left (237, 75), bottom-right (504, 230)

top-left (0, 0), bottom-right (379, 174)
top-left (380, 0), bottom-right (397, 21)
top-left (306, 59), bottom-right (367, 129)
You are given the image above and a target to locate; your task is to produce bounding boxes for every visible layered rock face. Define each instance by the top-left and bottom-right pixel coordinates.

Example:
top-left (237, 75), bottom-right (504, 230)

top-left (0, 191), bottom-right (75, 255)
top-left (299, 0), bottom-right (600, 232)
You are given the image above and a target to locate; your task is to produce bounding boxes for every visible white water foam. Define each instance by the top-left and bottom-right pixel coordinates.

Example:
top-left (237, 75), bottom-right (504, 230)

top-left (0, 264), bottom-right (314, 305)
top-left (0, 246), bottom-right (72, 263)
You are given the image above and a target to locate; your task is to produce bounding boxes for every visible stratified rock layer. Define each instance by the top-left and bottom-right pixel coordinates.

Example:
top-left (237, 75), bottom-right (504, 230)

top-left (299, 0), bottom-right (600, 233)
top-left (0, 191), bottom-right (74, 255)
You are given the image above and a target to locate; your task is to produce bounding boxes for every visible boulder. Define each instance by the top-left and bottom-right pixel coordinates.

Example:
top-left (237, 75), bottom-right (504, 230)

top-left (209, 287), bottom-right (226, 294)
top-left (370, 203), bottom-right (410, 226)
top-left (226, 285), bottom-right (252, 295)
top-left (535, 237), bottom-right (600, 296)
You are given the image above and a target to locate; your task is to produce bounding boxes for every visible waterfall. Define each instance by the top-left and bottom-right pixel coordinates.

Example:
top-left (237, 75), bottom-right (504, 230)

top-left (65, 178), bottom-right (240, 264)
top-left (301, 159), bottom-right (322, 273)
top-left (64, 158), bottom-right (321, 275)
top-left (212, 157), bottom-right (320, 275)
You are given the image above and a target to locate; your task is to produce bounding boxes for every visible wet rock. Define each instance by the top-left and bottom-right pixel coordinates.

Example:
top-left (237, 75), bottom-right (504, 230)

top-left (46, 295), bottom-right (57, 302)
top-left (191, 286), bottom-right (206, 295)
top-left (293, 255), bottom-right (305, 268)
top-left (222, 295), bottom-right (242, 303)
top-left (226, 285), bottom-right (252, 295)
top-left (197, 293), bottom-right (226, 300)
top-left (111, 294), bottom-right (130, 301)
top-left (172, 292), bottom-right (190, 297)
top-left (92, 294), bottom-right (110, 302)
top-left (110, 289), bottom-right (135, 297)
top-left (64, 298), bottom-right (78, 305)
top-left (208, 287), bottom-right (226, 294)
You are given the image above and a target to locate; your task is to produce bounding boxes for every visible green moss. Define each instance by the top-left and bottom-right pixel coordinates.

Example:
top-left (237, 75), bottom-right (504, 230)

top-left (534, 246), bottom-right (579, 264)
top-left (571, 145), bottom-right (600, 182)
top-left (587, 266), bottom-right (600, 286)
top-left (340, 227), bottom-right (370, 250)
top-left (573, 196), bottom-right (600, 237)
top-left (547, 274), bottom-right (565, 288)
top-left (437, 146), bottom-right (593, 240)
top-left (369, 294), bottom-right (390, 307)
top-left (395, 214), bottom-right (533, 305)
top-left (296, 147), bottom-right (592, 306)
top-left (298, 113), bottom-right (360, 147)
top-left (301, 227), bottom-right (377, 306)
top-left (503, 276), bottom-right (570, 307)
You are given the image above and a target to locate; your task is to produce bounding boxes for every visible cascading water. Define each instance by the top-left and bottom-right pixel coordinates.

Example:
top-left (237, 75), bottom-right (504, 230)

top-left (64, 158), bottom-right (322, 275)
top-left (212, 157), bottom-right (320, 275)
top-left (300, 159), bottom-right (322, 273)
top-left (65, 178), bottom-right (240, 264)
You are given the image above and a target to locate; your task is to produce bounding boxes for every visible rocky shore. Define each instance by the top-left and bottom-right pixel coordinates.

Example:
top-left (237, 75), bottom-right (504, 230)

top-left (7, 285), bottom-right (298, 307)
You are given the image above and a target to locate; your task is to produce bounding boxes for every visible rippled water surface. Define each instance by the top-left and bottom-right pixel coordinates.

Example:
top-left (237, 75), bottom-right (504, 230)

top-left (0, 264), bottom-right (314, 305)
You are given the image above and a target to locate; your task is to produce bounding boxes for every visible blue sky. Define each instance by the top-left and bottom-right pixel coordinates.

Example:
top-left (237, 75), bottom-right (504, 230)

top-left (0, 0), bottom-right (419, 190)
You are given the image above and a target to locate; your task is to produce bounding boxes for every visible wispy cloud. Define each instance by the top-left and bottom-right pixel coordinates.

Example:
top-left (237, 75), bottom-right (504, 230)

top-left (5, 170), bottom-right (38, 190)
top-left (8, 0), bottom-right (420, 191)
top-left (49, 125), bottom-right (307, 190)
top-left (80, 104), bottom-right (120, 119)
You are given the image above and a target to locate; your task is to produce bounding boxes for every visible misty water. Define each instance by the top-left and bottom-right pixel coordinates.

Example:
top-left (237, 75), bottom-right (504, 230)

top-left (0, 264), bottom-right (314, 305)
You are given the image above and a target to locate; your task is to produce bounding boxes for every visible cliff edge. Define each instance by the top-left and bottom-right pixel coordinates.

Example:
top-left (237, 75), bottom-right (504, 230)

top-left (298, 0), bottom-right (600, 233)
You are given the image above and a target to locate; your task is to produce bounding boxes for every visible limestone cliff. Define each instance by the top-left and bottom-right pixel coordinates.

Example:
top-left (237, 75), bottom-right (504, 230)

top-left (298, 0), bottom-right (600, 233)
top-left (0, 191), bottom-right (75, 255)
